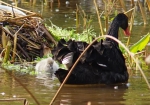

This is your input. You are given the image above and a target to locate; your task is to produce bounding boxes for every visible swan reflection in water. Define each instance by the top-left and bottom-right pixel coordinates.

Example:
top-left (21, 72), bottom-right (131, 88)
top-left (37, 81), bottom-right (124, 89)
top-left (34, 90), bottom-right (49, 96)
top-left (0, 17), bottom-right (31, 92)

top-left (54, 84), bottom-right (129, 105)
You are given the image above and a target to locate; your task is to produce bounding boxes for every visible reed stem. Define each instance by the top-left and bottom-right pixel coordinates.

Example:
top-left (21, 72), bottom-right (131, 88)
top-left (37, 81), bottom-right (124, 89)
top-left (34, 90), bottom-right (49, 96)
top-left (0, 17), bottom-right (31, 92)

top-left (126, 7), bottom-right (136, 46)
top-left (3, 40), bottom-right (11, 63)
top-left (93, 0), bottom-right (104, 36)
top-left (76, 4), bottom-right (79, 31)
top-left (12, 23), bottom-right (25, 62)
top-left (138, 0), bottom-right (147, 25)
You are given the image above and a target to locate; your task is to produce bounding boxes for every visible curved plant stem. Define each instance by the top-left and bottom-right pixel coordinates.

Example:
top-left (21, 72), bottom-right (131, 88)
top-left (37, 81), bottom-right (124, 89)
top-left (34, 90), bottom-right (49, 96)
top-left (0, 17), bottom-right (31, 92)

top-left (49, 35), bottom-right (150, 105)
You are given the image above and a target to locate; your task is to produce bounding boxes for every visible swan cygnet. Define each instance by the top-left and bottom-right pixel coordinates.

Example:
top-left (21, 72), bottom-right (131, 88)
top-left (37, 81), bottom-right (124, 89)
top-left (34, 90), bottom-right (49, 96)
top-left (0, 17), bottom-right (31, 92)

top-left (35, 57), bottom-right (59, 79)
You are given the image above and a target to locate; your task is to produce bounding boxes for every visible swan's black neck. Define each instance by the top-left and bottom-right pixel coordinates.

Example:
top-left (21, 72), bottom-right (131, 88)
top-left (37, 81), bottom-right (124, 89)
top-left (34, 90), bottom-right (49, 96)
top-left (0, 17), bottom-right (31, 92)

top-left (106, 19), bottom-right (120, 44)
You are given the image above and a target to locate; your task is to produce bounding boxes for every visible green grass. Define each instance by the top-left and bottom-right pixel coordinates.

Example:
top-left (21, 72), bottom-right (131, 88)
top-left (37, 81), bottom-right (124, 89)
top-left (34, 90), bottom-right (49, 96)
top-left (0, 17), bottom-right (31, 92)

top-left (46, 22), bottom-right (97, 43)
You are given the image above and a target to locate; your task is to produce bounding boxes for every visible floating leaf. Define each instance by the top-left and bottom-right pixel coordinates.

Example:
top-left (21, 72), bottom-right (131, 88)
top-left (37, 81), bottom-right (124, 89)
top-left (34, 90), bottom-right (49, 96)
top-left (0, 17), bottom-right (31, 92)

top-left (130, 33), bottom-right (150, 53)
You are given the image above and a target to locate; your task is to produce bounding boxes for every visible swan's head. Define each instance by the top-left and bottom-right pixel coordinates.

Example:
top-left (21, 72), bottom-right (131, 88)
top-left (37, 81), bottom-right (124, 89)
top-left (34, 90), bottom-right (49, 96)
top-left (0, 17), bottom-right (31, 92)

top-left (47, 57), bottom-right (54, 64)
top-left (116, 13), bottom-right (130, 36)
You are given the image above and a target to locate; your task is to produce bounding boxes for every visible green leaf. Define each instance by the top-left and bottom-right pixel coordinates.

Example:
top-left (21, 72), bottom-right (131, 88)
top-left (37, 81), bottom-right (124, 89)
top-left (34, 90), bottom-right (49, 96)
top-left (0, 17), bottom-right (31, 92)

top-left (130, 33), bottom-right (150, 53)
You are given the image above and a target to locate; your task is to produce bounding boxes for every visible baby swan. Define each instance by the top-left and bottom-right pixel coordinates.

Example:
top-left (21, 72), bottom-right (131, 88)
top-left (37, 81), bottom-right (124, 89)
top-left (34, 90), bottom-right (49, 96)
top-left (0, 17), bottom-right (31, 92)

top-left (35, 57), bottom-right (59, 79)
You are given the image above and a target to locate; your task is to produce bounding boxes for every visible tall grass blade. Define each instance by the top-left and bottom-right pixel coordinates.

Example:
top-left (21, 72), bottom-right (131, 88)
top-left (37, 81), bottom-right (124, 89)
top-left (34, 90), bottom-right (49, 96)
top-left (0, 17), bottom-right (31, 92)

top-left (119, 0), bottom-right (126, 12)
top-left (146, 0), bottom-right (150, 11)
top-left (76, 4), bottom-right (79, 30)
top-left (93, 0), bottom-right (104, 36)
top-left (138, 0), bottom-right (147, 25)
top-left (2, 30), bottom-right (8, 48)
top-left (126, 7), bottom-right (136, 46)
top-left (12, 23), bottom-right (25, 62)
top-left (3, 40), bottom-right (11, 63)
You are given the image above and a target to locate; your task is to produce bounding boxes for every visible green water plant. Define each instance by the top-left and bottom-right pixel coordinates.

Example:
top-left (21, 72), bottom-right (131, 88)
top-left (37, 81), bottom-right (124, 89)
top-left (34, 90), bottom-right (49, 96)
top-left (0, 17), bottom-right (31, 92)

top-left (2, 61), bottom-right (35, 75)
top-left (126, 33), bottom-right (150, 70)
top-left (46, 22), bottom-right (97, 43)
top-left (130, 33), bottom-right (150, 53)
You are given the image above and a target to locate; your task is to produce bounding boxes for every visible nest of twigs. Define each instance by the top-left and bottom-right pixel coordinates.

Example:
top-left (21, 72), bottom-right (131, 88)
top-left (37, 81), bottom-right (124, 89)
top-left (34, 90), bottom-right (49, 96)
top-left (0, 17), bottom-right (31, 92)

top-left (0, 1), bottom-right (57, 62)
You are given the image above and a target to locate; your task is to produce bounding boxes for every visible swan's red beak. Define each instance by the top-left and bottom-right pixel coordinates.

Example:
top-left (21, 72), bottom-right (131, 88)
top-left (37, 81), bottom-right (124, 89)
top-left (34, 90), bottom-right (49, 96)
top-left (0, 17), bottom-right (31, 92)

top-left (124, 27), bottom-right (130, 36)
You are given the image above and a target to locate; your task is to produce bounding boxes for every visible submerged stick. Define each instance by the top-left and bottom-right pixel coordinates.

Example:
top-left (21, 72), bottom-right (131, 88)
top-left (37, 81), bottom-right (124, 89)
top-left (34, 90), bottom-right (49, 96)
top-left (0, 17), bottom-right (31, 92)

top-left (50, 35), bottom-right (150, 105)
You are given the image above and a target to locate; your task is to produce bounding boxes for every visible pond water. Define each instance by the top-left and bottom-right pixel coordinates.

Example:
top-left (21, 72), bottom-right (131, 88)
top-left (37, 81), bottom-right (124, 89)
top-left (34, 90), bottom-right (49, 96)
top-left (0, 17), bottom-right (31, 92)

top-left (1, 0), bottom-right (150, 105)
top-left (0, 69), bottom-right (150, 105)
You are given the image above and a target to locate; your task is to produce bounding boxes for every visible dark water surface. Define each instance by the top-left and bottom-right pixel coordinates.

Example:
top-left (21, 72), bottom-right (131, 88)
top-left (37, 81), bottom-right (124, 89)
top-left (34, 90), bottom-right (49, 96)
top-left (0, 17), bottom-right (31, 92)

top-left (1, 0), bottom-right (150, 105)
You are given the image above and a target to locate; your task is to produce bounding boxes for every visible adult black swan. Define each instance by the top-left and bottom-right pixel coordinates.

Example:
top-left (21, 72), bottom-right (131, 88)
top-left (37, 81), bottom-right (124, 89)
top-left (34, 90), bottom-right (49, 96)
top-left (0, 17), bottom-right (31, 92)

top-left (52, 13), bottom-right (130, 84)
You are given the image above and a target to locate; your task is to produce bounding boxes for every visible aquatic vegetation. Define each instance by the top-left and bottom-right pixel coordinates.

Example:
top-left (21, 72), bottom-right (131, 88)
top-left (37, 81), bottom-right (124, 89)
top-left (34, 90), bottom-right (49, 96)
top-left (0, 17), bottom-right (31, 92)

top-left (2, 61), bottom-right (35, 75)
top-left (47, 22), bottom-right (97, 43)
top-left (125, 33), bottom-right (150, 71)
top-left (130, 33), bottom-right (150, 53)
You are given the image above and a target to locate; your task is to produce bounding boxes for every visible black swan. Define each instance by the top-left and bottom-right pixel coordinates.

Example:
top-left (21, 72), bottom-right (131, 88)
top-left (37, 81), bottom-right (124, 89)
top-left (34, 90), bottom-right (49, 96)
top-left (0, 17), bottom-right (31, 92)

top-left (52, 13), bottom-right (130, 84)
